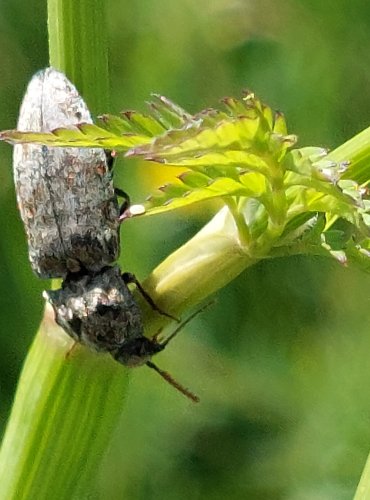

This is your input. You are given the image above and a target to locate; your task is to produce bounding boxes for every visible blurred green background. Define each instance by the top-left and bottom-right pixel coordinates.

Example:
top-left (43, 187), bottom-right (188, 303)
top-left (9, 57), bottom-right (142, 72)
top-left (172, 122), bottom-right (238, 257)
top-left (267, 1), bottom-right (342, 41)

top-left (1, 0), bottom-right (370, 498)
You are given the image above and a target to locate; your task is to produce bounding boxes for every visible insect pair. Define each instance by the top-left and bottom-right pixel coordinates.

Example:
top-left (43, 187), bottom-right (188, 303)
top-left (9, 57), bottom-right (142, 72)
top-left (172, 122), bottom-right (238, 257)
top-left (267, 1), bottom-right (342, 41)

top-left (13, 68), bottom-right (201, 402)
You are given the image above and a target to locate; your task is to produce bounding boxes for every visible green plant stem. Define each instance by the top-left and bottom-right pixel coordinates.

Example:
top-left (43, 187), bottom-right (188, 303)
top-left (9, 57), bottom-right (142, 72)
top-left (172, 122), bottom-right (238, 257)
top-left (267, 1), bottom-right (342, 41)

top-left (328, 126), bottom-right (370, 185)
top-left (0, 308), bottom-right (128, 499)
top-left (223, 197), bottom-right (251, 248)
top-left (138, 206), bottom-right (255, 334)
top-left (355, 455), bottom-right (370, 499)
top-left (48, 0), bottom-right (109, 112)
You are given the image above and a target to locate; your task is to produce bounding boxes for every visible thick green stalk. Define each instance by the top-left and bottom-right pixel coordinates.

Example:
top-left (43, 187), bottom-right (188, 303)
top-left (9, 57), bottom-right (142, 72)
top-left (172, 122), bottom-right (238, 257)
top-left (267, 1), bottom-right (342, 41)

top-left (48, 0), bottom-right (109, 112)
top-left (327, 126), bottom-right (370, 185)
top-left (138, 206), bottom-right (254, 334)
top-left (0, 308), bottom-right (128, 499)
top-left (355, 456), bottom-right (370, 499)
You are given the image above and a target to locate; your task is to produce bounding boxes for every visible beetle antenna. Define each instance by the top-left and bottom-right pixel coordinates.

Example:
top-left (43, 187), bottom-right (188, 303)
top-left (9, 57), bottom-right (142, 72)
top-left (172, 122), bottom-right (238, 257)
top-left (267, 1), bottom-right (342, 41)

top-left (160, 300), bottom-right (215, 348)
top-left (146, 300), bottom-right (215, 402)
top-left (146, 361), bottom-right (199, 403)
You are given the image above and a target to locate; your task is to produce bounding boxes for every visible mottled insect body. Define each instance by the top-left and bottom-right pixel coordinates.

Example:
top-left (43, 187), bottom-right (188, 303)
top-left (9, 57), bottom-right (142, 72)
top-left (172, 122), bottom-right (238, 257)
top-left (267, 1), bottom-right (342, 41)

top-left (45, 266), bottom-right (145, 355)
top-left (13, 67), bottom-right (120, 279)
top-left (14, 68), bottom-right (199, 402)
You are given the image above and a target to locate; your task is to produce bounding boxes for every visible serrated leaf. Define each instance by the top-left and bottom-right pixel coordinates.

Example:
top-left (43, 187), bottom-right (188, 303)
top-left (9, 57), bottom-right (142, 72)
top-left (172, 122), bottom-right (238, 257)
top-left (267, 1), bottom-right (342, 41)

top-left (148, 94), bottom-right (193, 129)
top-left (222, 93), bottom-right (262, 118)
top-left (98, 114), bottom-right (135, 135)
top-left (261, 103), bottom-right (274, 130)
top-left (273, 111), bottom-right (288, 136)
top-left (286, 184), bottom-right (359, 226)
top-left (239, 172), bottom-right (266, 195)
top-left (144, 177), bottom-right (263, 216)
top-left (278, 214), bottom-right (324, 246)
top-left (121, 110), bottom-right (167, 136)
top-left (77, 123), bottom-right (115, 139)
top-left (146, 150), bottom-right (271, 178)
top-left (0, 124), bottom-right (153, 149)
top-left (178, 171), bottom-right (212, 188)
top-left (131, 117), bottom-right (262, 160)
top-left (194, 108), bottom-right (230, 128)
top-left (285, 171), bottom-right (360, 212)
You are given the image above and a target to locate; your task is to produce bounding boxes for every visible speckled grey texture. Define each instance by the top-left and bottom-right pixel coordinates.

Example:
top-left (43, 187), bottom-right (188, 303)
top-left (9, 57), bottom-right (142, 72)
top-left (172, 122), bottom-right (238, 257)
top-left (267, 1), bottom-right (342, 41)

top-left (13, 67), bottom-right (120, 278)
top-left (45, 266), bottom-right (163, 366)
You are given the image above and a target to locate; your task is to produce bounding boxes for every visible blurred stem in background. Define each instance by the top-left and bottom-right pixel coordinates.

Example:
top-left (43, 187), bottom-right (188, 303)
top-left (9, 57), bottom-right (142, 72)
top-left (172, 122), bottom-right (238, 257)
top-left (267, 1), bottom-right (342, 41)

top-left (48, 0), bottom-right (110, 111)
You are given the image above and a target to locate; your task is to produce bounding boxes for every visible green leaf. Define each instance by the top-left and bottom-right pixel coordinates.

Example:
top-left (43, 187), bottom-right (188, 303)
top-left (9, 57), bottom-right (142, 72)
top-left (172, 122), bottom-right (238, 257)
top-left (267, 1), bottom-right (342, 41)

top-left (148, 94), bottom-right (193, 128)
top-left (142, 168), bottom-right (268, 217)
top-left (120, 110), bottom-right (168, 136)
top-left (145, 177), bottom-right (258, 215)
top-left (98, 113), bottom-right (135, 135)
top-left (0, 123), bottom-right (151, 149)
top-left (3, 89), bottom-right (370, 271)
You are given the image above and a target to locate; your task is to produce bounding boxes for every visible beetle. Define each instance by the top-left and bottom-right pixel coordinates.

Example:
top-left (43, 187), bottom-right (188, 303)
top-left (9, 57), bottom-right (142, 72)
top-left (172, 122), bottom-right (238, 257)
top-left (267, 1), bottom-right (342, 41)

top-left (15, 68), bottom-right (199, 402)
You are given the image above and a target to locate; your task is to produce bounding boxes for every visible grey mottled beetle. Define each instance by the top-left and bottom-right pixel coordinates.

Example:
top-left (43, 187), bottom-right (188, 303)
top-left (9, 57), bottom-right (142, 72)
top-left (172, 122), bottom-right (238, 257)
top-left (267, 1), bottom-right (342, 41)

top-left (13, 67), bottom-right (120, 278)
top-left (14, 68), bottom-right (199, 402)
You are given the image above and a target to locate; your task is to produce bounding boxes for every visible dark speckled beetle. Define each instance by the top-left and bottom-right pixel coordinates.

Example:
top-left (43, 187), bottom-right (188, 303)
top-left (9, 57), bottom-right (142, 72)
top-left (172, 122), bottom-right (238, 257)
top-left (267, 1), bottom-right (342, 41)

top-left (13, 68), bottom-right (120, 278)
top-left (14, 68), bottom-right (199, 402)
